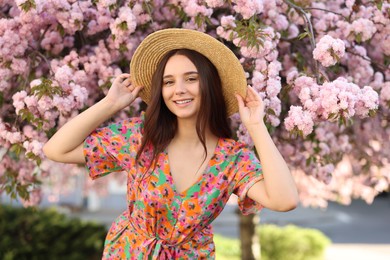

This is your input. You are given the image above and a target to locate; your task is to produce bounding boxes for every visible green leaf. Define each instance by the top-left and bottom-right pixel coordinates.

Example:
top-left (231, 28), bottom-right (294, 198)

top-left (26, 152), bottom-right (42, 166)
top-left (117, 21), bottom-right (128, 31)
top-left (355, 32), bottom-right (362, 43)
top-left (10, 143), bottom-right (24, 156)
top-left (19, 0), bottom-right (36, 12)
top-left (109, 4), bottom-right (118, 11)
top-left (375, 0), bottom-right (383, 10)
top-left (0, 92), bottom-right (3, 107)
top-left (306, 156), bottom-right (312, 166)
top-left (384, 55), bottom-right (390, 67)
top-left (30, 78), bottom-right (64, 100)
top-left (328, 113), bottom-right (338, 120)
top-left (298, 32), bottom-right (309, 40)
top-left (119, 43), bottom-right (128, 53)
top-left (267, 108), bottom-right (276, 116)
top-left (142, 1), bottom-right (154, 15)
top-left (91, 0), bottom-right (99, 6)
top-left (368, 109), bottom-right (377, 117)
top-left (5, 185), bottom-right (12, 194)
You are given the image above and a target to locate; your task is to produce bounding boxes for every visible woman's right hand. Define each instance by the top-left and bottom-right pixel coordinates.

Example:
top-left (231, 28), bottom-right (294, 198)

top-left (105, 73), bottom-right (143, 110)
top-left (43, 73), bottom-right (143, 164)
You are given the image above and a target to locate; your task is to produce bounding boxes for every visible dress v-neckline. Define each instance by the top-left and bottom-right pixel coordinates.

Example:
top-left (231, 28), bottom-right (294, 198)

top-left (164, 138), bottom-right (221, 197)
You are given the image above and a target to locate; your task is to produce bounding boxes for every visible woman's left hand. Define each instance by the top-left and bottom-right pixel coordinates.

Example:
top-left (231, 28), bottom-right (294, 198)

top-left (235, 85), bottom-right (265, 127)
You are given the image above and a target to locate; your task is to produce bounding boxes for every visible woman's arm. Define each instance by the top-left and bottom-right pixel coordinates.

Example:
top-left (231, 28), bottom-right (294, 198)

top-left (235, 86), bottom-right (299, 212)
top-left (43, 73), bottom-right (142, 164)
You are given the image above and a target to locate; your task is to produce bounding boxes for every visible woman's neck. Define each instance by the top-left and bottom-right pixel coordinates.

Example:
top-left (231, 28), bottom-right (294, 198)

top-left (174, 118), bottom-right (217, 146)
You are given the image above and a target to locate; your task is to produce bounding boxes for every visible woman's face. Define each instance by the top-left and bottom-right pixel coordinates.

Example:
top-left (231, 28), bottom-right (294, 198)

top-left (162, 54), bottom-right (201, 121)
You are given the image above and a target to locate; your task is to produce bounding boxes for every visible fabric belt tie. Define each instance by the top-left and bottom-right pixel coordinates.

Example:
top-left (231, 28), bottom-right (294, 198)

top-left (127, 216), bottom-right (193, 259)
top-left (144, 237), bottom-right (178, 260)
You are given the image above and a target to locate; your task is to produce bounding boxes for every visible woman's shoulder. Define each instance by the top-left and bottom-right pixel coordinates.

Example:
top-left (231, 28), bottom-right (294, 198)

top-left (219, 138), bottom-right (250, 154)
top-left (111, 112), bottom-right (145, 131)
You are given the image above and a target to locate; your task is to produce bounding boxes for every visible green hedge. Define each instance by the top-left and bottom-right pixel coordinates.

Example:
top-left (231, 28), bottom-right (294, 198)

top-left (215, 225), bottom-right (330, 260)
top-left (258, 224), bottom-right (331, 260)
top-left (0, 205), bottom-right (107, 260)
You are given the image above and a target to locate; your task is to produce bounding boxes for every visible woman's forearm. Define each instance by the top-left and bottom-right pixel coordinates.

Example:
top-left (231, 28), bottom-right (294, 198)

top-left (43, 97), bottom-right (120, 163)
top-left (247, 122), bottom-right (299, 208)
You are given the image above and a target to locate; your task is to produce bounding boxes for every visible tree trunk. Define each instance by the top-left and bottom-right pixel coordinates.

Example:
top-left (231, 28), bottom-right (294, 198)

top-left (238, 210), bottom-right (260, 260)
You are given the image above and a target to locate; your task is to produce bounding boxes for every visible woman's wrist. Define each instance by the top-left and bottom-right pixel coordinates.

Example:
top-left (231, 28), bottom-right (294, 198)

top-left (100, 96), bottom-right (124, 114)
top-left (245, 121), bottom-right (267, 134)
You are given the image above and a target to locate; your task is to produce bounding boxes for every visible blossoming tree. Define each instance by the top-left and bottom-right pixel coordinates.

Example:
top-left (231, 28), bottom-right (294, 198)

top-left (1, 0), bottom-right (389, 212)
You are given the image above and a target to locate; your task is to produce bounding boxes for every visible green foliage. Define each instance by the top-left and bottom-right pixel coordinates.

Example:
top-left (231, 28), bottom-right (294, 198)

top-left (214, 234), bottom-right (241, 259)
top-left (30, 78), bottom-right (64, 100)
top-left (1, 167), bottom-right (38, 201)
top-left (258, 224), bottom-right (331, 260)
top-left (117, 21), bottom-right (128, 31)
top-left (214, 224), bottom-right (330, 260)
top-left (0, 91), bottom-right (3, 107)
top-left (375, 0), bottom-right (384, 10)
top-left (234, 17), bottom-right (266, 50)
top-left (18, 0), bottom-right (36, 12)
top-left (0, 205), bottom-right (107, 260)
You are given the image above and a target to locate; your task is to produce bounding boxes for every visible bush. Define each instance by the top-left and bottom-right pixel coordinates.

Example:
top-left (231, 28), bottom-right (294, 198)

top-left (258, 224), bottom-right (331, 260)
top-left (214, 234), bottom-right (241, 260)
top-left (0, 205), bottom-right (107, 260)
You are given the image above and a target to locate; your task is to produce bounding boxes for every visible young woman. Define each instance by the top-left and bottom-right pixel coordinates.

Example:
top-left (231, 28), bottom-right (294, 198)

top-left (43, 29), bottom-right (298, 259)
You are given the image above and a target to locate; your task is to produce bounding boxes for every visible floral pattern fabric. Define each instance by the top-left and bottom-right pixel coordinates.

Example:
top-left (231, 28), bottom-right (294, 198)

top-left (83, 115), bottom-right (264, 259)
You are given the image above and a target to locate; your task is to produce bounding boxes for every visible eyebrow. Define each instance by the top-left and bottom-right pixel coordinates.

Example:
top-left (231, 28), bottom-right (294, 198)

top-left (163, 71), bottom-right (198, 79)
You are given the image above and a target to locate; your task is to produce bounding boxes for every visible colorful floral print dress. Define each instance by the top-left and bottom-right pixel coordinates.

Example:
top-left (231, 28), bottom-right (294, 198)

top-left (83, 115), bottom-right (264, 259)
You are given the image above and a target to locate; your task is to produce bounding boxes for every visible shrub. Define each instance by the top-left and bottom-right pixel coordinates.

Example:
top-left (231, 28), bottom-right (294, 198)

top-left (0, 205), bottom-right (107, 260)
top-left (258, 224), bottom-right (331, 260)
top-left (214, 234), bottom-right (241, 260)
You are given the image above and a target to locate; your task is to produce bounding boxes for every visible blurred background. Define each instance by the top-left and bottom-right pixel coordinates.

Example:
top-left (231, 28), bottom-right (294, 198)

top-left (2, 175), bottom-right (389, 260)
top-left (1, 0), bottom-right (390, 259)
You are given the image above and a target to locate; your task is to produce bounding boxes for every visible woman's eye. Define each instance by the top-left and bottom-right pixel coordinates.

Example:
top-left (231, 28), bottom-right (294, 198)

top-left (187, 77), bottom-right (198, 82)
top-left (163, 81), bottom-right (173, 86)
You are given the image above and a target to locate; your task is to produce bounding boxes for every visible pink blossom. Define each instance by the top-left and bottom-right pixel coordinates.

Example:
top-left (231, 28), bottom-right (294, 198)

top-left (284, 106), bottom-right (314, 136)
top-left (12, 91), bottom-right (27, 113)
top-left (313, 35), bottom-right (346, 67)
top-left (287, 24), bottom-right (299, 39)
top-left (233, 0), bottom-right (264, 19)
top-left (355, 86), bottom-right (379, 117)
top-left (380, 82), bottom-right (390, 107)
top-left (205, 0), bottom-right (225, 8)
top-left (266, 77), bottom-right (281, 98)
top-left (349, 18), bottom-right (377, 42)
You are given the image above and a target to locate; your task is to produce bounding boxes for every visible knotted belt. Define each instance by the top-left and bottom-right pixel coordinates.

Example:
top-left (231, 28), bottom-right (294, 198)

top-left (128, 218), bottom-right (193, 259)
top-left (144, 236), bottom-right (180, 259)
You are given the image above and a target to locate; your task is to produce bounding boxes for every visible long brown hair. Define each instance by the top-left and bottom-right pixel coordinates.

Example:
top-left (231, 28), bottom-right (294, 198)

top-left (136, 49), bottom-right (232, 170)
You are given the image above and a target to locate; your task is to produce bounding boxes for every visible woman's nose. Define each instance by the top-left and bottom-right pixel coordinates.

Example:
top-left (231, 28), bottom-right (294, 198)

top-left (175, 80), bottom-right (187, 94)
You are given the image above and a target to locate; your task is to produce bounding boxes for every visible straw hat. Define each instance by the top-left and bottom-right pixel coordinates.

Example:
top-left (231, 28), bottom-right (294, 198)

top-left (130, 28), bottom-right (247, 116)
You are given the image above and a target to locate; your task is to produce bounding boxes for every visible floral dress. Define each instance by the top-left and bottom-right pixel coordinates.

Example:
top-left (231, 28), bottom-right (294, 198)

top-left (83, 115), bottom-right (264, 259)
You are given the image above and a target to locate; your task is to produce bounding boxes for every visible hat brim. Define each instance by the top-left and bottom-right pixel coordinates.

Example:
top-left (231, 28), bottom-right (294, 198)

top-left (130, 28), bottom-right (247, 116)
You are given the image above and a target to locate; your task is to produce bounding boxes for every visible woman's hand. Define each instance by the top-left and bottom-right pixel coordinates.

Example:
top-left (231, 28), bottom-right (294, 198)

top-left (105, 73), bottom-right (143, 110)
top-left (235, 85), bottom-right (265, 127)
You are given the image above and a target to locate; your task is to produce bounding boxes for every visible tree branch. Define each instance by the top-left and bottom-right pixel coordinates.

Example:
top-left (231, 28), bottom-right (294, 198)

top-left (303, 7), bottom-right (349, 21)
top-left (283, 0), bottom-right (320, 83)
top-left (346, 48), bottom-right (388, 73)
top-left (28, 48), bottom-right (55, 76)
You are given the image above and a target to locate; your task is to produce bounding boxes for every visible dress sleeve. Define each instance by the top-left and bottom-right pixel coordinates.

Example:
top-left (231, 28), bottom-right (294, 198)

top-left (232, 144), bottom-right (264, 215)
top-left (83, 116), bottom-right (143, 180)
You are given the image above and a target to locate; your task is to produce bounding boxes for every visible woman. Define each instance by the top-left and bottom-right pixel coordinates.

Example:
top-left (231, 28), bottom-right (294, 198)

top-left (43, 29), bottom-right (298, 259)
